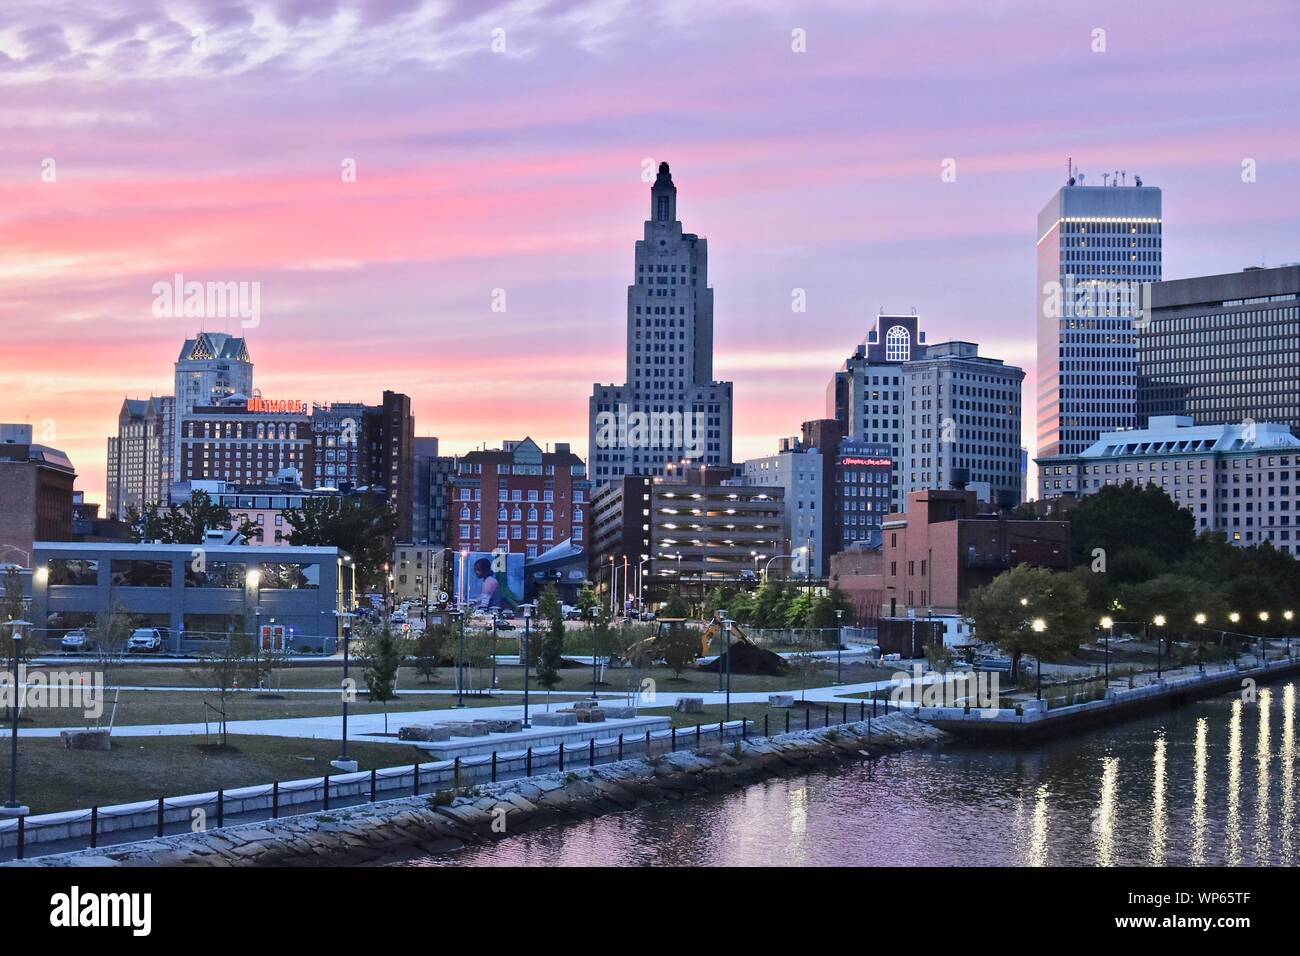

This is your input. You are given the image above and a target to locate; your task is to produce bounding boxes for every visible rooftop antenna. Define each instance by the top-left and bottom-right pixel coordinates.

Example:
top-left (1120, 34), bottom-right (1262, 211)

top-left (1067, 156), bottom-right (1076, 186)
top-left (1102, 172), bottom-right (1110, 187)
top-left (1121, 170), bottom-right (1127, 186)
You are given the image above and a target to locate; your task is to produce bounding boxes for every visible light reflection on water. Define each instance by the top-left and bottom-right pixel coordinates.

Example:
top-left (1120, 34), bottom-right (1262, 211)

top-left (396, 684), bottom-right (1299, 867)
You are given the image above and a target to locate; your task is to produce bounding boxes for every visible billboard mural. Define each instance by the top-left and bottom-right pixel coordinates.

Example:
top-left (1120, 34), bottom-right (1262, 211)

top-left (453, 550), bottom-right (525, 611)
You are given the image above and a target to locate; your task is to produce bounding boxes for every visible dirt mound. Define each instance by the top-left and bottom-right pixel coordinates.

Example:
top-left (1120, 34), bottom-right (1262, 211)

top-left (698, 642), bottom-right (790, 676)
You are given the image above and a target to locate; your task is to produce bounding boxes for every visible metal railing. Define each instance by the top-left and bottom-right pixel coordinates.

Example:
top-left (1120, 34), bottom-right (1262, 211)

top-left (0, 718), bottom-right (773, 862)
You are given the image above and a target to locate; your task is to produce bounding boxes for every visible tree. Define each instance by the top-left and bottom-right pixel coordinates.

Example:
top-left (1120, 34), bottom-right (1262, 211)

top-left (413, 625), bottom-right (449, 684)
top-left (283, 495), bottom-right (398, 594)
top-left (1122, 573), bottom-right (1206, 651)
top-left (190, 628), bottom-right (256, 748)
top-left (535, 585), bottom-right (565, 699)
top-left (125, 491), bottom-right (253, 544)
top-left (727, 590), bottom-right (757, 625)
top-left (753, 580), bottom-right (790, 629)
top-left (961, 565), bottom-right (1090, 680)
top-left (660, 623), bottom-right (699, 681)
top-left (1068, 484), bottom-right (1195, 570)
top-left (661, 593), bottom-right (689, 619)
top-left (782, 590), bottom-right (812, 628)
top-left (363, 623), bottom-right (402, 734)
top-left (90, 601), bottom-right (134, 692)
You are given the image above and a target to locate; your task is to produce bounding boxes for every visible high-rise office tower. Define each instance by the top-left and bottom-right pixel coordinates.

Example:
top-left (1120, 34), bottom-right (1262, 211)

top-left (589, 162), bottom-right (733, 485)
top-left (1035, 170), bottom-right (1162, 478)
top-left (1137, 265), bottom-right (1300, 432)
top-left (828, 315), bottom-right (1023, 512)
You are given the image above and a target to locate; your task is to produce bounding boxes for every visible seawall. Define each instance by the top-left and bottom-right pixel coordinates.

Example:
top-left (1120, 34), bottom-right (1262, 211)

top-left (7, 714), bottom-right (945, 867)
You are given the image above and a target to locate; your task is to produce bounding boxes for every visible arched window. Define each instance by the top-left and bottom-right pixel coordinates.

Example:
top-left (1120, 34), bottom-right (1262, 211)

top-left (885, 325), bottom-right (911, 362)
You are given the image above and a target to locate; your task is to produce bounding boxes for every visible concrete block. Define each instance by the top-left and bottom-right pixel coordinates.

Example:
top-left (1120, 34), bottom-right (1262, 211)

top-left (531, 712), bottom-right (578, 727)
top-left (768, 694), bottom-right (795, 708)
top-left (397, 725), bottom-right (452, 742)
top-left (603, 706), bottom-right (636, 719)
top-left (60, 729), bottom-right (112, 751)
top-left (675, 697), bottom-right (705, 713)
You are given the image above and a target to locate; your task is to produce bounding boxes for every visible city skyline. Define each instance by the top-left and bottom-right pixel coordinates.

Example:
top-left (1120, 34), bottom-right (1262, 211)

top-left (2, 0), bottom-right (1298, 508)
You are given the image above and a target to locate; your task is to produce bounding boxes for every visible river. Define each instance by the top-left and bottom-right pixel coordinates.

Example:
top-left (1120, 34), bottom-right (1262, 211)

top-left (396, 681), bottom-right (1298, 867)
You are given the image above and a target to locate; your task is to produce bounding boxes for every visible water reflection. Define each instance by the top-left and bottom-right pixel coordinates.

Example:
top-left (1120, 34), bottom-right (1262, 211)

top-left (1281, 685), bottom-right (1295, 867)
top-left (397, 683), bottom-right (1300, 868)
top-left (1227, 699), bottom-right (1242, 865)
top-left (1191, 718), bottom-right (1207, 866)
top-left (1149, 735), bottom-right (1166, 867)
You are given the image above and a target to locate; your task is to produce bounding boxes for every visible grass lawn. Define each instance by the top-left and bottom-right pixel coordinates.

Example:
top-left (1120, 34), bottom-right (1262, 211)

top-left (0, 735), bottom-right (419, 815)
top-left (11, 687), bottom-right (590, 729)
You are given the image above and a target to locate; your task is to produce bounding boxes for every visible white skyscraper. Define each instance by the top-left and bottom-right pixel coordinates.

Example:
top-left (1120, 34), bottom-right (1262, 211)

top-left (589, 162), bottom-right (733, 485)
top-left (1035, 170), bottom-right (1162, 481)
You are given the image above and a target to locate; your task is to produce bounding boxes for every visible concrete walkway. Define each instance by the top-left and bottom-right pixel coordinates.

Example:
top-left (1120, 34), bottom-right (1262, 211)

top-left (16, 676), bottom-right (911, 742)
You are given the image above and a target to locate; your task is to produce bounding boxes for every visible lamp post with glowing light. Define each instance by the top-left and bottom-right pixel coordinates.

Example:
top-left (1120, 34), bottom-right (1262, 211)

top-left (1258, 611), bottom-right (1270, 664)
top-left (1100, 616), bottom-right (1114, 685)
top-left (1285, 610), bottom-right (1294, 659)
top-left (1194, 613), bottom-right (1207, 673)
top-left (1031, 618), bottom-right (1046, 701)
top-left (1229, 611), bottom-right (1242, 665)
top-left (1151, 614), bottom-right (1166, 679)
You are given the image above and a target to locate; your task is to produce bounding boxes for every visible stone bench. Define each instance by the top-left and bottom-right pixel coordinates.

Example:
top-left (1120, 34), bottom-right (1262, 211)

top-left (60, 728), bottom-right (112, 751)
top-left (530, 712), bottom-right (578, 727)
top-left (572, 708), bottom-right (606, 723)
top-left (603, 706), bottom-right (636, 719)
top-left (768, 694), bottom-right (795, 708)
top-left (675, 697), bottom-right (705, 714)
top-left (397, 725), bottom-right (452, 742)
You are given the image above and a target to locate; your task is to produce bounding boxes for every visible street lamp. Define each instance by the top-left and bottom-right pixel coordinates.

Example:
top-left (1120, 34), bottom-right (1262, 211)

top-left (1152, 614), bottom-right (1166, 679)
top-left (723, 616), bottom-right (733, 723)
top-left (1285, 610), bottom-right (1294, 659)
top-left (451, 609), bottom-right (466, 708)
top-left (715, 608), bottom-right (727, 692)
top-left (1194, 613), bottom-right (1207, 673)
top-left (835, 608), bottom-right (845, 684)
top-left (490, 610), bottom-right (499, 694)
top-left (521, 603), bottom-right (534, 728)
top-left (2, 620), bottom-right (31, 816)
top-left (1100, 616), bottom-right (1114, 686)
top-left (589, 605), bottom-right (601, 700)
top-left (1258, 611), bottom-right (1270, 664)
top-left (331, 610), bottom-right (356, 771)
top-left (1031, 618), bottom-right (1046, 701)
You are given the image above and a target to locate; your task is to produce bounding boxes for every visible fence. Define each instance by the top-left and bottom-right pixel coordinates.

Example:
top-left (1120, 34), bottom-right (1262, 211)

top-left (0, 717), bottom-right (777, 862)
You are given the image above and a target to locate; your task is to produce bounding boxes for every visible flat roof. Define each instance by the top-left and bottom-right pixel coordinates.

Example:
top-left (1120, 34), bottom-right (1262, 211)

top-left (34, 541), bottom-right (345, 557)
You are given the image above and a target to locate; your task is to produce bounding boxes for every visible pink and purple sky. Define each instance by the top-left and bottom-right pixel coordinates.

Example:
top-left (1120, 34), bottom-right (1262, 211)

top-left (2, 0), bottom-right (1298, 507)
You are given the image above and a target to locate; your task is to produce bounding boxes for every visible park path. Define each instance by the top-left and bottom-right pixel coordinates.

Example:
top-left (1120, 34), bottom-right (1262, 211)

top-left (15, 676), bottom-right (907, 742)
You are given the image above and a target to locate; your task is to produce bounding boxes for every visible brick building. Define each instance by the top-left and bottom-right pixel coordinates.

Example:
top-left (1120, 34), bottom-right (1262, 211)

top-left (448, 438), bottom-right (591, 559)
top-left (0, 425), bottom-right (76, 565)
top-left (880, 488), bottom-right (1070, 619)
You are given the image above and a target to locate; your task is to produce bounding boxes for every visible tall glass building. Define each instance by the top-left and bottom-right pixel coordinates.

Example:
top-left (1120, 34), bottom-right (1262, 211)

top-left (1035, 173), bottom-right (1162, 484)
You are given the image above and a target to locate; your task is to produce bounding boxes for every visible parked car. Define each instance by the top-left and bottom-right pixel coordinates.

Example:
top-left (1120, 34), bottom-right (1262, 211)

top-left (391, 611), bottom-right (407, 625)
top-left (562, 606), bottom-right (581, 621)
top-left (61, 629), bottom-right (94, 653)
top-left (127, 627), bottom-right (163, 653)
